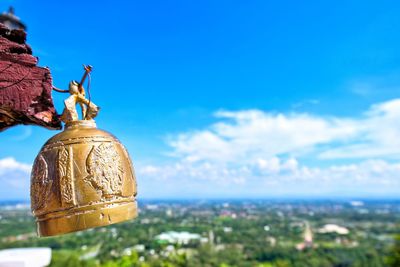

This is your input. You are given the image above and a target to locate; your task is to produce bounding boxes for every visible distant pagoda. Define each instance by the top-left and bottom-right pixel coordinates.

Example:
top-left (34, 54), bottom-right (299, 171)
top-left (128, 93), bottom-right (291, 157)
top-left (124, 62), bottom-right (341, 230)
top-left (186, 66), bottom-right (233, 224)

top-left (0, 7), bottom-right (26, 30)
top-left (303, 221), bottom-right (313, 247)
top-left (296, 221), bottom-right (314, 250)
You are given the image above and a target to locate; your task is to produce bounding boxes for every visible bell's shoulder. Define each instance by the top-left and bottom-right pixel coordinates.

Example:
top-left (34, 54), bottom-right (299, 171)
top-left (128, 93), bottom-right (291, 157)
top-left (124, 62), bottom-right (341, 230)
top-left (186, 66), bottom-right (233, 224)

top-left (42, 123), bottom-right (121, 148)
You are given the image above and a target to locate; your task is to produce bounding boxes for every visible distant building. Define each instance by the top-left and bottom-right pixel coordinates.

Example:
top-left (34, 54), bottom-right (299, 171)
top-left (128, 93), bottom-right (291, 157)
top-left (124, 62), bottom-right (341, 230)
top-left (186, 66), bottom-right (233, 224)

top-left (223, 227), bottom-right (233, 233)
top-left (0, 248), bottom-right (51, 267)
top-left (0, 7), bottom-right (26, 30)
top-left (208, 230), bottom-right (215, 245)
top-left (296, 221), bottom-right (314, 250)
top-left (350, 201), bottom-right (364, 207)
top-left (304, 221), bottom-right (313, 245)
top-left (155, 231), bottom-right (201, 245)
top-left (166, 209), bottom-right (173, 217)
top-left (267, 236), bottom-right (276, 247)
top-left (318, 224), bottom-right (349, 235)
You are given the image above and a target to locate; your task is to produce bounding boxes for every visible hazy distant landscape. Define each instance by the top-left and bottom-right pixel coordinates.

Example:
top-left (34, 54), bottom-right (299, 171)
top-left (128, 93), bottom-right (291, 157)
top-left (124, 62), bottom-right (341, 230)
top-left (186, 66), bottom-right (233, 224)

top-left (1, 199), bottom-right (399, 267)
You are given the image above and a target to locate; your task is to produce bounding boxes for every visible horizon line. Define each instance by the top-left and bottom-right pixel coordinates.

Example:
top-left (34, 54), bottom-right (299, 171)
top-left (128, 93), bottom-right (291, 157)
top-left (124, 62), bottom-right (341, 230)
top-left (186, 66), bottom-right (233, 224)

top-left (2, 196), bottom-right (400, 203)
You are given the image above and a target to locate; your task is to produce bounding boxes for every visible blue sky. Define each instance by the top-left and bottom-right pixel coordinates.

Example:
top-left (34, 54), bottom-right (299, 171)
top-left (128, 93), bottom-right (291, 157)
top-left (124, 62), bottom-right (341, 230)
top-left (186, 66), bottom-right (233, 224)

top-left (1, 1), bottom-right (400, 200)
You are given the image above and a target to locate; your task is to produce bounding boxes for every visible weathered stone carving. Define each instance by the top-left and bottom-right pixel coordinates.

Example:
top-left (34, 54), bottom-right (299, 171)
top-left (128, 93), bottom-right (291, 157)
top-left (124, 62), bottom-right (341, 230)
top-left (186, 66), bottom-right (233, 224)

top-left (0, 23), bottom-right (61, 131)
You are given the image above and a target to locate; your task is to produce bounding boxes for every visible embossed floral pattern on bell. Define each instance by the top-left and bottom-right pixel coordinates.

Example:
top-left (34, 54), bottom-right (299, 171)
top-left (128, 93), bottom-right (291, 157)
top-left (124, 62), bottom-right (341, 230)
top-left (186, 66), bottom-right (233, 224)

top-left (30, 66), bottom-right (138, 237)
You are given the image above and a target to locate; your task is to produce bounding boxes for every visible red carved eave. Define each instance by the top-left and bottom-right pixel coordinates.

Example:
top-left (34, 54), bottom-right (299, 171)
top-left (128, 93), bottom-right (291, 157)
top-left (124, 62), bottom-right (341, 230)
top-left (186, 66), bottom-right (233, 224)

top-left (0, 23), bottom-right (61, 131)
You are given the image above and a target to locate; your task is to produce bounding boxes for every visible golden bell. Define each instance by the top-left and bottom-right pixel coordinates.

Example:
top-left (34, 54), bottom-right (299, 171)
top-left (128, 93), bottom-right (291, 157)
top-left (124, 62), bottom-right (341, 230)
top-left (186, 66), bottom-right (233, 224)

top-left (30, 66), bottom-right (137, 237)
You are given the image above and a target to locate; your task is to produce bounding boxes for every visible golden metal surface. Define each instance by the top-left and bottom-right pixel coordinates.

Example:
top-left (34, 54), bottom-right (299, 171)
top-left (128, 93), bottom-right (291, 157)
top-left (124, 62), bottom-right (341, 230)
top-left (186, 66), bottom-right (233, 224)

top-left (31, 120), bottom-right (137, 236)
top-left (31, 66), bottom-right (137, 237)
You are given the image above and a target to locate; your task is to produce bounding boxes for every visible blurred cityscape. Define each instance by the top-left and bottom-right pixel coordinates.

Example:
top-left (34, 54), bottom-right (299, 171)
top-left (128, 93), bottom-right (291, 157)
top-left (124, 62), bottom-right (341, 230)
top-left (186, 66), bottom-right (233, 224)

top-left (0, 199), bottom-right (399, 266)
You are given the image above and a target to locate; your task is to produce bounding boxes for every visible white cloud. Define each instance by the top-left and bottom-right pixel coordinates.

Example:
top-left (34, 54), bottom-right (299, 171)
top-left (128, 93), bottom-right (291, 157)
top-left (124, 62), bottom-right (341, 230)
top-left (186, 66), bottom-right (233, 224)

top-left (0, 157), bottom-right (31, 175)
top-left (138, 158), bottom-right (400, 186)
top-left (169, 110), bottom-right (358, 164)
top-left (0, 158), bottom-right (31, 200)
top-left (138, 98), bottom-right (400, 197)
top-left (169, 99), bottom-right (400, 163)
top-left (320, 99), bottom-right (400, 159)
top-left (137, 157), bottom-right (400, 197)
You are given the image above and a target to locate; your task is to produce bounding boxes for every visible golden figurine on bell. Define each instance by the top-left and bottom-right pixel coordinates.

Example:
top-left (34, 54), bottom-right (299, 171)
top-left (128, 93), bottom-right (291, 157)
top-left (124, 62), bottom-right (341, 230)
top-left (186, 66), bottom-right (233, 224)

top-left (30, 65), bottom-right (138, 237)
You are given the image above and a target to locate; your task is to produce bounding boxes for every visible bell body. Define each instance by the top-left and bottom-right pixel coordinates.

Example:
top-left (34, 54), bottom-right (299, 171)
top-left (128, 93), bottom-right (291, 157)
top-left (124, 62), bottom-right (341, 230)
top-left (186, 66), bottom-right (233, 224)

top-left (30, 120), bottom-right (137, 236)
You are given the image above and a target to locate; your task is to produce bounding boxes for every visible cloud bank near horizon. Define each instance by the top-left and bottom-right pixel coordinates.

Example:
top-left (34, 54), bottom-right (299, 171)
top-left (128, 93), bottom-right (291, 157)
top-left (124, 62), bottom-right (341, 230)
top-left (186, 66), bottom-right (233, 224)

top-left (2, 99), bottom-right (400, 199)
top-left (139, 98), bottom-right (400, 198)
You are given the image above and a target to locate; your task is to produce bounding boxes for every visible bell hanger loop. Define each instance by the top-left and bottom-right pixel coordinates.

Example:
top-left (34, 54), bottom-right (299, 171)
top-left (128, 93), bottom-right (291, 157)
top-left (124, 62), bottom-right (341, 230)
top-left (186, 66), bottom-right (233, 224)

top-left (52, 65), bottom-right (92, 94)
top-left (52, 65), bottom-right (100, 124)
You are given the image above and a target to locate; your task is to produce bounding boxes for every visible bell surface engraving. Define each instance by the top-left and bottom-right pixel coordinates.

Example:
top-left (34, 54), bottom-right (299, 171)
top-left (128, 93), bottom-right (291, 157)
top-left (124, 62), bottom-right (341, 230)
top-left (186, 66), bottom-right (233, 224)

top-left (31, 154), bottom-right (51, 211)
top-left (31, 121), bottom-right (138, 237)
top-left (58, 146), bottom-right (75, 207)
top-left (85, 142), bottom-right (124, 199)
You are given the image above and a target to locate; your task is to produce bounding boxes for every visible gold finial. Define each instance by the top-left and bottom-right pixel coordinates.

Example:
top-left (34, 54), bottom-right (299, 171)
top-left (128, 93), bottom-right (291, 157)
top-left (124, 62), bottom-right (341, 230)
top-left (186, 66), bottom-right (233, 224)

top-left (54, 65), bottom-right (100, 124)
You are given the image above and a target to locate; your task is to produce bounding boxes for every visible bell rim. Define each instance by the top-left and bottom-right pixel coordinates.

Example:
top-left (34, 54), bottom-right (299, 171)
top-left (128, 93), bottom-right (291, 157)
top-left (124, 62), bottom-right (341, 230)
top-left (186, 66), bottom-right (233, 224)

top-left (36, 200), bottom-right (138, 237)
top-left (33, 196), bottom-right (137, 218)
